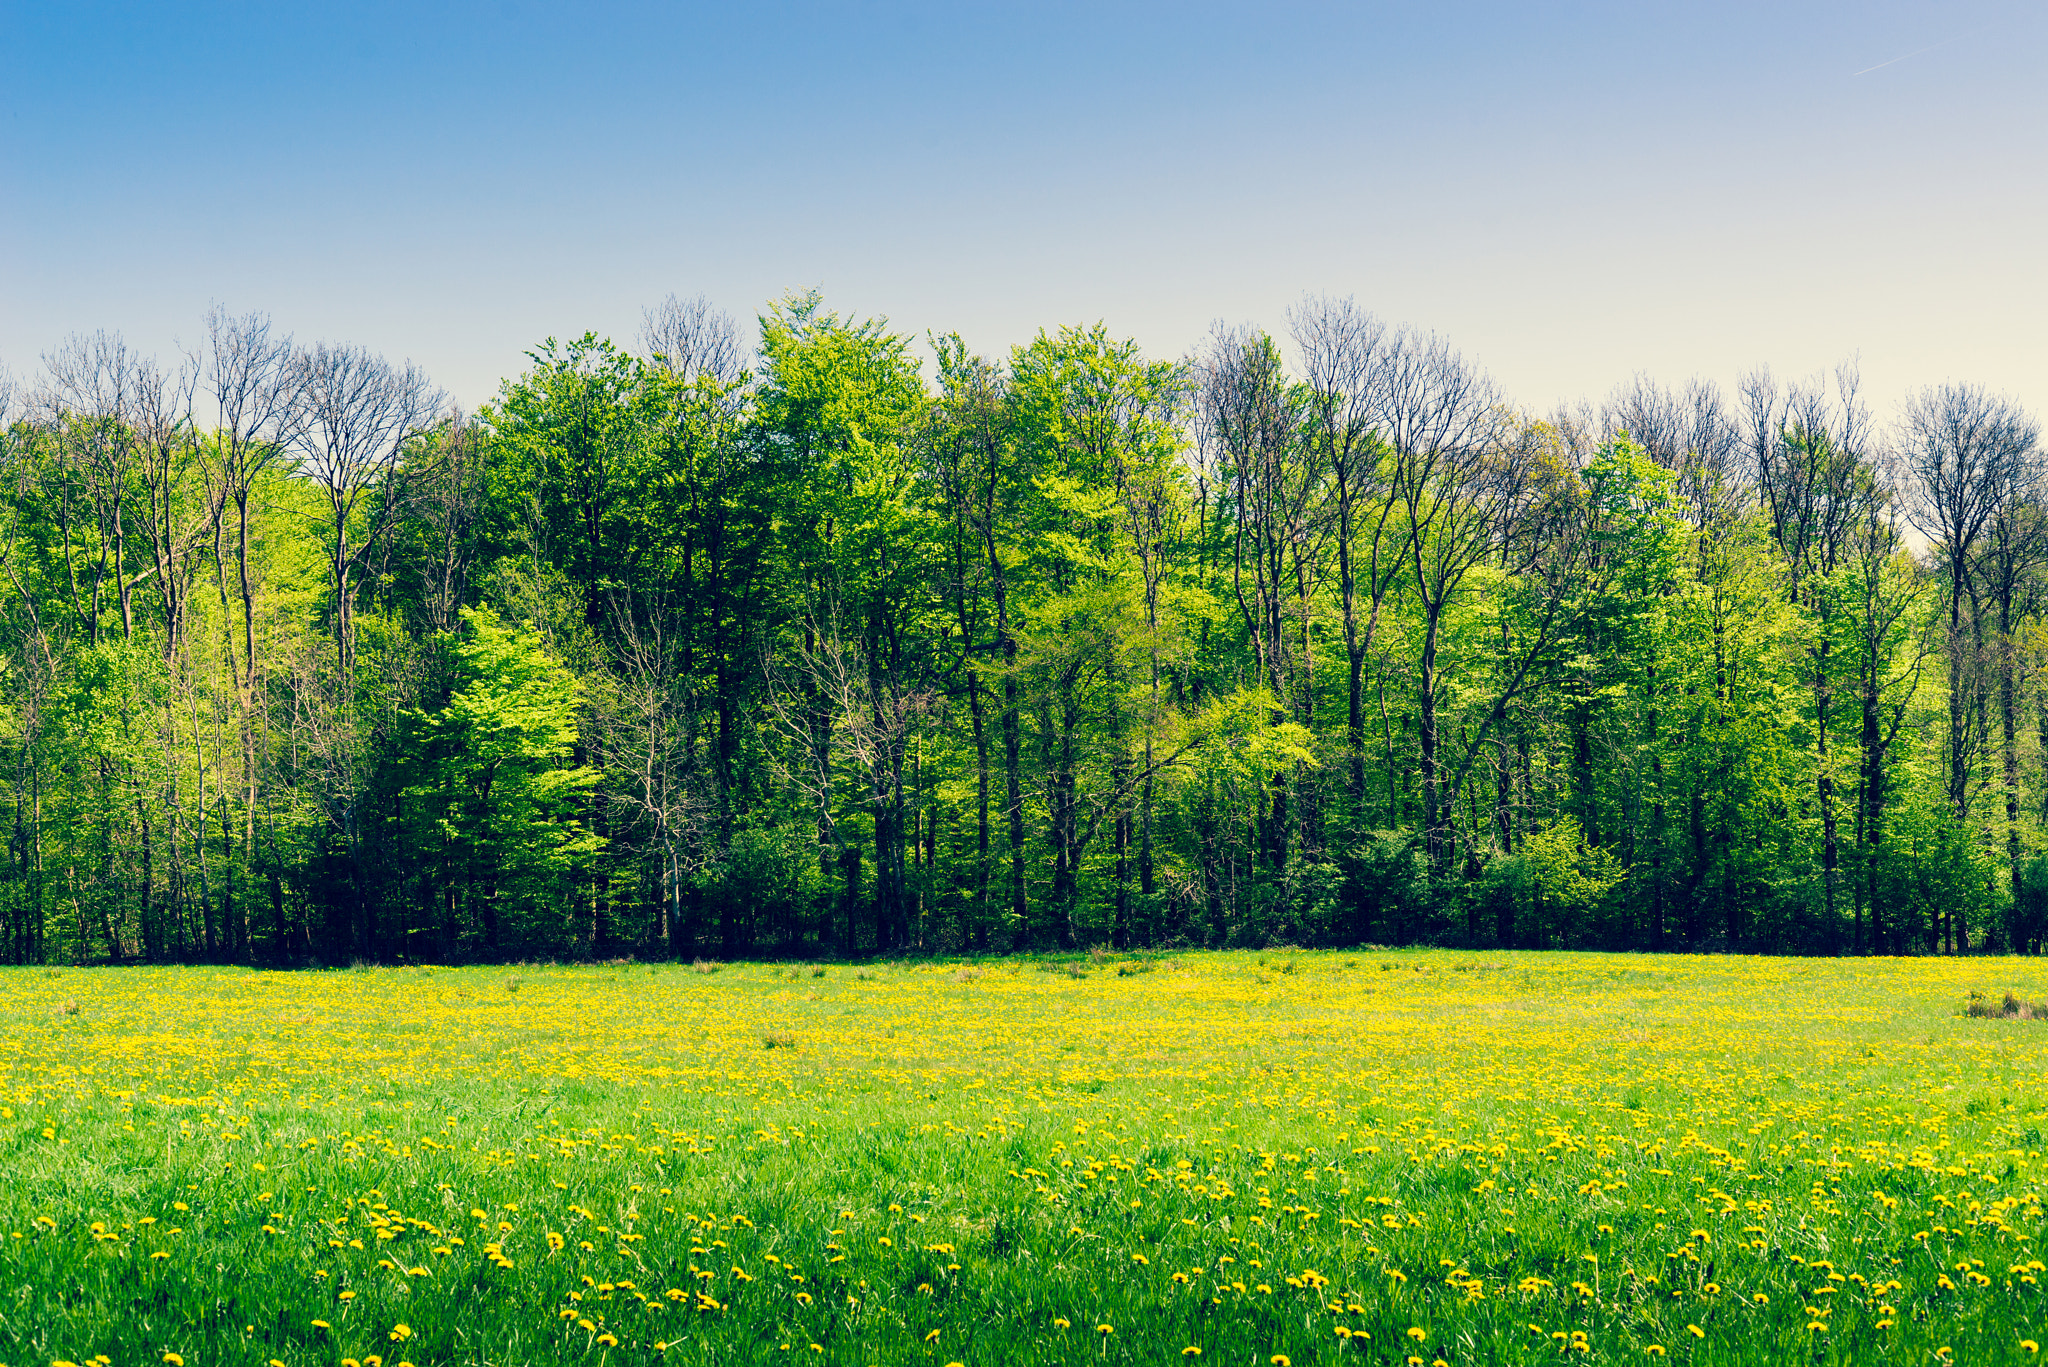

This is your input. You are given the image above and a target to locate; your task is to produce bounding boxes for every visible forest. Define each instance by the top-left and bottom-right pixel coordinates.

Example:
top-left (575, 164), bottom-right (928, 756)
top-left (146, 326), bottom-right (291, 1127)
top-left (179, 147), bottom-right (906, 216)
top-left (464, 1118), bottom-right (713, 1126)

top-left (0, 291), bottom-right (2041, 965)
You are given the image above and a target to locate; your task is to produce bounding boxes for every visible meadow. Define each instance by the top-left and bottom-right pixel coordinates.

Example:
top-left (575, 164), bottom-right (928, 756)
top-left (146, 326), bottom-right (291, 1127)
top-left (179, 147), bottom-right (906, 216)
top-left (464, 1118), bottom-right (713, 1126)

top-left (6, 951), bottom-right (2048, 1366)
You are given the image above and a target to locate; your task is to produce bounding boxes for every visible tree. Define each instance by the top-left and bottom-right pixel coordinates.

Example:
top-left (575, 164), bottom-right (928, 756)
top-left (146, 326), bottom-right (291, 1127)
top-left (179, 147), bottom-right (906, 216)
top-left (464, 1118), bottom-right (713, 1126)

top-left (755, 291), bottom-right (932, 953)
top-left (1901, 383), bottom-right (2039, 827)
top-left (1290, 296), bottom-right (1403, 820)
top-left (401, 607), bottom-right (601, 955)
top-left (1193, 325), bottom-right (1319, 877)
top-left (1381, 331), bottom-right (1507, 871)
top-left (289, 341), bottom-right (443, 676)
top-left (1006, 324), bottom-right (1192, 947)
top-left (1745, 364), bottom-right (1877, 945)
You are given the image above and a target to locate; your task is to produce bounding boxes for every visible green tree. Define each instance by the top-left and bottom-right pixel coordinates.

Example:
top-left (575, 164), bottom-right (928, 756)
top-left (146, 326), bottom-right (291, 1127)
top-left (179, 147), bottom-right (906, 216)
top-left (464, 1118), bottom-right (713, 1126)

top-left (401, 607), bottom-right (601, 955)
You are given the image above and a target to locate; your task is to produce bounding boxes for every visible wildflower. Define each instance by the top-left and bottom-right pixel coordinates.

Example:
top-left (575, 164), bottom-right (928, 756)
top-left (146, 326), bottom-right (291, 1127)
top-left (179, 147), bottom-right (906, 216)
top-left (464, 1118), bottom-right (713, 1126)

top-left (164, 1356), bottom-right (185, 1366)
top-left (1686, 1325), bottom-right (1704, 1339)
top-left (1183, 1350), bottom-right (1202, 1358)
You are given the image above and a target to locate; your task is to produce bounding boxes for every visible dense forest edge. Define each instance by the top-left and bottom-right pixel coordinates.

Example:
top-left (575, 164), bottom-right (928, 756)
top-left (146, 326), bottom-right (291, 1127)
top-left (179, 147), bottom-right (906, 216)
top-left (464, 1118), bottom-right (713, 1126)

top-left (1, 291), bottom-right (2043, 965)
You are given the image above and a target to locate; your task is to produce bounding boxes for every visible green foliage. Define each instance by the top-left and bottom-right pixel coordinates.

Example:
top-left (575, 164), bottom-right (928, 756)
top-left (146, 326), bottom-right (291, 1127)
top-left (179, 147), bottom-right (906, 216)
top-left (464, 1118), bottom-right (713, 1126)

top-left (1482, 817), bottom-right (1628, 949)
top-left (0, 294), bottom-right (2032, 963)
top-left (399, 607), bottom-right (602, 954)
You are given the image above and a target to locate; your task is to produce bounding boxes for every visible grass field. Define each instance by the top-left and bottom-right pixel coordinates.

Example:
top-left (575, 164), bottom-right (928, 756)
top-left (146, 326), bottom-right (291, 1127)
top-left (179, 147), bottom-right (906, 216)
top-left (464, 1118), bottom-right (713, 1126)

top-left (8, 950), bottom-right (2048, 1366)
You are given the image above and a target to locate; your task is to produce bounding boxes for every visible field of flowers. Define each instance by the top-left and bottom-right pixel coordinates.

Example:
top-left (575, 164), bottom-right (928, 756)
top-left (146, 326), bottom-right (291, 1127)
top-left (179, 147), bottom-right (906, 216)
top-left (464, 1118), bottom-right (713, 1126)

top-left (7, 950), bottom-right (2048, 1366)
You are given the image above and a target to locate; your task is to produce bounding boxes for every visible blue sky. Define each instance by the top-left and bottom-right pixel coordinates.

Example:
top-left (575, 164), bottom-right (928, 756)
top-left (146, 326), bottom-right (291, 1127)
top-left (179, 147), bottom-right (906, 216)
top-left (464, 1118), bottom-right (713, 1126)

top-left (3, 0), bottom-right (2043, 420)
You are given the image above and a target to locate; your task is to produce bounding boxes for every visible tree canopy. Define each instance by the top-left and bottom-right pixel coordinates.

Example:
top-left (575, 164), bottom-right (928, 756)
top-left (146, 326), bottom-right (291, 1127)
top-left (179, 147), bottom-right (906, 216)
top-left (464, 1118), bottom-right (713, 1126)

top-left (0, 296), bottom-right (2040, 963)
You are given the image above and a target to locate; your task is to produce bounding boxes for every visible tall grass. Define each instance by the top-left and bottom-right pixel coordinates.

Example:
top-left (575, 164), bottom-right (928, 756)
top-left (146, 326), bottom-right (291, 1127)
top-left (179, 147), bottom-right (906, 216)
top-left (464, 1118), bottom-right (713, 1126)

top-left (6, 951), bottom-right (2048, 1364)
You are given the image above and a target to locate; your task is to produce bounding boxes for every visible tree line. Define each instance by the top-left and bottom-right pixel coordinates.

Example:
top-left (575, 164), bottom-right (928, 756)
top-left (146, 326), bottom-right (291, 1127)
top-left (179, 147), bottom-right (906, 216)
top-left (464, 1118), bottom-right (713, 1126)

top-left (1, 292), bottom-right (2041, 964)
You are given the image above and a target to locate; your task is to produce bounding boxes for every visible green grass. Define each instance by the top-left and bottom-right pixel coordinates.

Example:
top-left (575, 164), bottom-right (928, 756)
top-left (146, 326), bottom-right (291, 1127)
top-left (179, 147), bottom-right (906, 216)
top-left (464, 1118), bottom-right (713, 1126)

top-left (6, 949), bottom-right (2048, 1364)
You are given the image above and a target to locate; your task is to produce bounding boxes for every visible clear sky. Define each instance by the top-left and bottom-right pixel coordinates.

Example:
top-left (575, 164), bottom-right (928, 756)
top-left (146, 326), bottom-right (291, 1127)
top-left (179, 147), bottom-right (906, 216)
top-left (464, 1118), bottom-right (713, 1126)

top-left (3, 0), bottom-right (2043, 422)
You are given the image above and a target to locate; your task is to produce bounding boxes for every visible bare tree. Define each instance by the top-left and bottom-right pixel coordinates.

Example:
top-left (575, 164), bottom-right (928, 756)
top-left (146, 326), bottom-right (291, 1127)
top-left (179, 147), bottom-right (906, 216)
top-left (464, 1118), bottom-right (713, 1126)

top-left (1962, 404), bottom-right (2046, 937)
top-left (762, 599), bottom-right (929, 954)
top-left (641, 294), bottom-right (746, 387)
top-left (1193, 324), bottom-right (1322, 871)
top-left (128, 353), bottom-right (206, 658)
top-left (40, 331), bottom-right (144, 641)
top-left (204, 309), bottom-right (295, 698)
top-left (1837, 446), bottom-right (1932, 954)
top-left (1900, 382), bottom-right (2040, 851)
top-left (1741, 363), bottom-right (1877, 945)
top-left (286, 342), bottom-right (444, 675)
top-left (198, 309), bottom-right (302, 960)
top-left (1604, 373), bottom-right (1746, 533)
top-left (409, 409), bottom-right (484, 635)
top-left (1381, 329), bottom-right (1508, 870)
top-left (605, 592), bottom-right (716, 952)
top-left (1289, 295), bottom-right (1401, 813)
